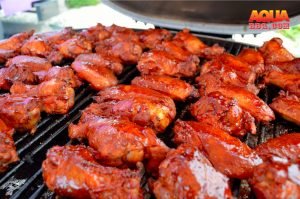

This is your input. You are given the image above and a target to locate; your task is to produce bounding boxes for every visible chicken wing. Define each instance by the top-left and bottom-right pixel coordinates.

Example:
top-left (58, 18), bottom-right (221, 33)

top-left (80, 23), bottom-right (111, 43)
top-left (0, 94), bottom-right (40, 133)
top-left (153, 144), bottom-right (232, 199)
top-left (131, 75), bottom-right (195, 101)
top-left (71, 54), bottom-right (118, 90)
top-left (264, 70), bottom-right (300, 97)
top-left (249, 161), bottom-right (300, 199)
top-left (69, 115), bottom-right (169, 172)
top-left (10, 79), bottom-right (75, 114)
top-left (58, 35), bottom-right (92, 59)
top-left (5, 55), bottom-right (52, 69)
top-left (0, 30), bottom-right (34, 63)
top-left (42, 145), bottom-right (143, 199)
top-left (190, 91), bottom-right (256, 136)
top-left (138, 28), bottom-right (172, 49)
top-left (173, 28), bottom-right (225, 59)
top-left (255, 133), bottom-right (300, 162)
top-left (259, 37), bottom-right (294, 64)
top-left (0, 119), bottom-right (18, 173)
top-left (269, 93), bottom-right (300, 126)
top-left (237, 48), bottom-right (265, 75)
top-left (34, 66), bottom-right (82, 88)
top-left (173, 120), bottom-right (262, 179)
top-left (137, 50), bottom-right (199, 77)
top-left (265, 58), bottom-right (300, 74)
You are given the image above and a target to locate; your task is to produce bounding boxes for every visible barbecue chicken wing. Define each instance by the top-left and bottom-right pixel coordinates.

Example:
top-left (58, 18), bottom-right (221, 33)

top-left (0, 30), bottom-right (34, 63)
top-left (71, 54), bottom-right (118, 90)
top-left (173, 28), bottom-right (225, 59)
top-left (0, 94), bottom-right (40, 133)
top-left (80, 23), bottom-right (111, 43)
top-left (69, 115), bottom-right (169, 172)
top-left (138, 28), bottom-right (172, 49)
top-left (173, 120), bottom-right (262, 179)
top-left (10, 79), bottom-right (75, 114)
top-left (269, 93), bottom-right (300, 126)
top-left (137, 50), bottom-right (199, 77)
top-left (153, 144), bottom-right (232, 199)
top-left (265, 58), bottom-right (300, 74)
top-left (42, 145), bottom-right (143, 199)
top-left (255, 133), bottom-right (300, 162)
top-left (0, 55), bottom-right (52, 90)
top-left (259, 37), bottom-right (294, 64)
top-left (58, 35), bottom-right (92, 59)
top-left (131, 75), bottom-right (195, 101)
top-left (237, 48), bottom-right (265, 75)
top-left (94, 85), bottom-right (176, 132)
top-left (249, 160), bottom-right (300, 199)
top-left (0, 119), bottom-right (18, 173)
top-left (190, 91), bottom-right (256, 136)
top-left (264, 70), bottom-right (300, 97)
top-left (35, 66), bottom-right (82, 88)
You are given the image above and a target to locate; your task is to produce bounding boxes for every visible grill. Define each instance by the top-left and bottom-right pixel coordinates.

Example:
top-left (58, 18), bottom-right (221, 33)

top-left (0, 31), bottom-right (299, 199)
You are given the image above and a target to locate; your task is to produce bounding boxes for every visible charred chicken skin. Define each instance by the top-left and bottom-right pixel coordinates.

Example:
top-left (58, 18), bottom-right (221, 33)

top-left (269, 93), bottom-right (300, 126)
top-left (173, 28), bottom-right (225, 59)
top-left (249, 160), bottom-right (300, 199)
top-left (0, 119), bottom-right (18, 173)
top-left (259, 37), bottom-right (294, 64)
top-left (69, 115), bottom-right (169, 172)
top-left (0, 30), bottom-right (34, 63)
top-left (153, 144), bottom-right (232, 199)
top-left (255, 133), bottom-right (300, 162)
top-left (71, 54), bottom-right (118, 90)
top-left (10, 79), bottom-right (75, 114)
top-left (264, 70), bottom-right (300, 97)
top-left (42, 145), bottom-right (143, 199)
top-left (138, 28), bottom-right (172, 49)
top-left (34, 66), bottom-right (82, 88)
top-left (137, 50), bottom-right (199, 77)
top-left (94, 85), bottom-right (176, 132)
top-left (190, 91), bottom-right (256, 136)
top-left (0, 94), bottom-right (40, 133)
top-left (80, 23), bottom-right (111, 43)
top-left (131, 75), bottom-right (195, 101)
top-left (173, 120), bottom-right (262, 179)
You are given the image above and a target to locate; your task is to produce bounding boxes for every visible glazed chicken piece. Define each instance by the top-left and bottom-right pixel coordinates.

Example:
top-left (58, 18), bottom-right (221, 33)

top-left (10, 79), bottom-right (75, 114)
top-left (264, 70), bottom-right (300, 97)
top-left (238, 48), bottom-right (265, 75)
top-left (265, 58), bottom-right (300, 74)
top-left (95, 25), bottom-right (143, 64)
top-left (190, 91), bottom-right (256, 136)
top-left (269, 93), bottom-right (300, 126)
top-left (249, 160), bottom-right (300, 199)
top-left (0, 30), bottom-right (34, 63)
top-left (0, 94), bottom-right (40, 133)
top-left (42, 145), bottom-right (143, 199)
top-left (71, 54), bottom-right (119, 90)
top-left (153, 144), bottom-right (232, 199)
top-left (255, 133), bottom-right (300, 162)
top-left (138, 28), bottom-right (172, 49)
top-left (0, 55), bottom-right (52, 90)
top-left (196, 76), bottom-right (275, 122)
top-left (131, 75), bottom-right (195, 101)
top-left (69, 115), bottom-right (169, 172)
top-left (80, 23), bottom-right (111, 43)
top-left (259, 37), bottom-right (294, 64)
top-left (58, 35), bottom-right (92, 59)
top-left (173, 120), bottom-right (262, 179)
top-left (34, 66), bottom-right (82, 88)
top-left (0, 119), bottom-right (18, 173)
top-left (173, 28), bottom-right (225, 59)
top-left (137, 50), bottom-right (199, 77)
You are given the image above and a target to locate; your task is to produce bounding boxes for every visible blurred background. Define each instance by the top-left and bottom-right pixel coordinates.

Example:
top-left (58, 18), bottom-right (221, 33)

top-left (0, 0), bottom-right (299, 56)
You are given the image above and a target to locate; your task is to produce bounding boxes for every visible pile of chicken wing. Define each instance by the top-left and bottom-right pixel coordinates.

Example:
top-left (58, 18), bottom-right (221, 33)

top-left (0, 24), bottom-right (299, 198)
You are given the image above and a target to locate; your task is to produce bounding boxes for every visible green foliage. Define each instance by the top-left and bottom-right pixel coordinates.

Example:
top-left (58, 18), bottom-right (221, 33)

top-left (278, 25), bottom-right (300, 41)
top-left (65, 0), bottom-right (100, 8)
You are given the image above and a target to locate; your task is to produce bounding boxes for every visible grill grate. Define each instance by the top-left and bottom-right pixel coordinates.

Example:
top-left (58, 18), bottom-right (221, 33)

top-left (0, 32), bottom-right (299, 199)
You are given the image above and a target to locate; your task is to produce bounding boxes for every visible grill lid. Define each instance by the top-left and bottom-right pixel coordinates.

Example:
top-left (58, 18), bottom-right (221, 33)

top-left (103, 0), bottom-right (300, 35)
